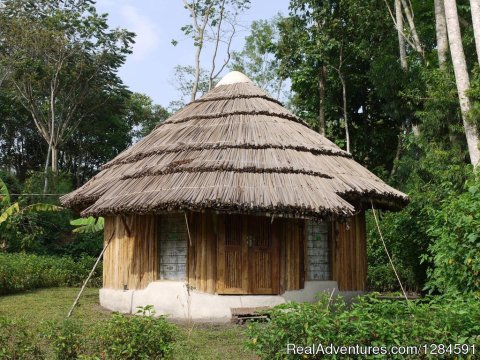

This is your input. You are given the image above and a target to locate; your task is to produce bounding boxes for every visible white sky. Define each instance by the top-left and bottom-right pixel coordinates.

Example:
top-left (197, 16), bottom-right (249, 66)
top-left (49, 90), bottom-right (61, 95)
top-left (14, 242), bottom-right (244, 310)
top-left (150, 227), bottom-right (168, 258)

top-left (96, 0), bottom-right (291, 107)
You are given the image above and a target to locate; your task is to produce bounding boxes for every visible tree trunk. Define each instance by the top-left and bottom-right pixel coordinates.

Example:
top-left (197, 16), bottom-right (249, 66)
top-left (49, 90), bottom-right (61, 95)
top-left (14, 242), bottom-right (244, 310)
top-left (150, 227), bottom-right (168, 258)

top-left (43, 143), bottom-right (51, 193)
top-left (51, 145), bottom-right (58, 173)
top-left (318, 66), bottom-right (326, 136)
top-left (339, 73), bottom-right (350, 153)
top-left (396, 0), bottom-right (408, 70)
top-left (191, 40), bottom-right (203, 102)
top-left (390, 124), bottom-right (405, 178)
top-left (400, 0), bottom-right (424, 56)
top-left (435, 0), bottom-right (449, 68)
top-left (444, 0), bottom-right (480, 166)
top-left (470, 0), bottom-right (480, 64)
top-left (208, 0), bottom-right (226, 90)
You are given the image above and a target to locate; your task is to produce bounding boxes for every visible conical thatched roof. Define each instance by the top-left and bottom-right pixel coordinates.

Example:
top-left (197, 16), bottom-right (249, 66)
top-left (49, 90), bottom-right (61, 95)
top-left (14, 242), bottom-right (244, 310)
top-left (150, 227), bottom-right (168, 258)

top-left (61, 71), bottom-right (408, 219)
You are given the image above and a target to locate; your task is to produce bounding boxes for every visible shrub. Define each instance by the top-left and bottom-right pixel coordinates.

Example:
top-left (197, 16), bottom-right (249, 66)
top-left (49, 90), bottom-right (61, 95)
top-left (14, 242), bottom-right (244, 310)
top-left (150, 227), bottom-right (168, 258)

top-left (246, 293), bottom-right (480, 359)
top-left (98, 306), bottom-right (177, 359)
top-left (45, 319), bottom-right (84, 360)
top-left (423, 181), bottom-right (480, 293)
top-left (0, 253), bottom-right (102, 295)
top-left (367, 263), bottom-right (417, 293)
top-left (0, 317), bottom-right (43, 359)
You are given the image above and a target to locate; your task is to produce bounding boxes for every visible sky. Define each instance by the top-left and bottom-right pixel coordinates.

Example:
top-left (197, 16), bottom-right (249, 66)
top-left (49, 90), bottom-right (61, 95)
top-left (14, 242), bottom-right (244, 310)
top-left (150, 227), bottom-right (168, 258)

top-left (95, 0), bottom-right (291, 108)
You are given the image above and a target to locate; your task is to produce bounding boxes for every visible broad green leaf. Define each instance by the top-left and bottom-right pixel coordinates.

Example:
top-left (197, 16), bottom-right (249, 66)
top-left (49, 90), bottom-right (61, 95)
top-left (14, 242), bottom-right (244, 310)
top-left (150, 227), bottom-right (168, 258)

top-left (23, 204), bottom-right (63, 213)
top-left (0, 203), bottom-right (20, 224)
top-left (71, 216), bottom-right (104, 233)
top-left (0, 178), bottom-right (11, 208)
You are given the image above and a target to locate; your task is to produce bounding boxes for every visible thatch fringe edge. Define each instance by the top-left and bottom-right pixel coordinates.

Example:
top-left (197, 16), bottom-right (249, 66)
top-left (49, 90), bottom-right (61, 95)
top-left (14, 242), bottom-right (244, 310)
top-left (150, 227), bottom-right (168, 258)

top-left (102, 144), bottom-right (351, 169)
top-left (119, 166), bottom-right (334, 179)
top-left (155, 110), bottom-right (308, 128)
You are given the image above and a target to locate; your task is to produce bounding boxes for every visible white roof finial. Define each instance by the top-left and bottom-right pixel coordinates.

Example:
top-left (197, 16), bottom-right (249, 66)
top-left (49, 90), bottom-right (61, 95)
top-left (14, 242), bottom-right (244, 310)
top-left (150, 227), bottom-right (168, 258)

top-left (215, 71), bottom-right (252, 87)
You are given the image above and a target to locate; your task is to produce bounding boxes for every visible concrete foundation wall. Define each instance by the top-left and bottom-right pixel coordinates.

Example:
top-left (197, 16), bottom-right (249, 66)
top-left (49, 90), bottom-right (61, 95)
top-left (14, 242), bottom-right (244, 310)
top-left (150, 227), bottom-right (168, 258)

top-left (99, 280), bottom-right (362, 322)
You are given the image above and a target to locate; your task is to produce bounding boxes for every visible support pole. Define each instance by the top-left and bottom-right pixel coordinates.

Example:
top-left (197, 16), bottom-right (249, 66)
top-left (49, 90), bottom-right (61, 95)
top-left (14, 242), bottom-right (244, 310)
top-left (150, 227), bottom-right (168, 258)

top-left (67, 232), bottom-right (114, 317)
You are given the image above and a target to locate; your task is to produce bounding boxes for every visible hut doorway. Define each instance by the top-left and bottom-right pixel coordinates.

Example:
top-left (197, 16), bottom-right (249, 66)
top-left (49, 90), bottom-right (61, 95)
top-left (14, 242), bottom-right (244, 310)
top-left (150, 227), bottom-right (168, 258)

top-left (217, 215), bottom-right (280, 295)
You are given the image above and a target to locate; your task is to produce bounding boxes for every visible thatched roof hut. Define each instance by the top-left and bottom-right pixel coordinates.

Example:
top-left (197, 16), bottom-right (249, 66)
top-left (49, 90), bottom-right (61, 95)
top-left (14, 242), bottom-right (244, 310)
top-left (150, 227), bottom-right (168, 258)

top-left (61, 71), bottom-right (408, 321)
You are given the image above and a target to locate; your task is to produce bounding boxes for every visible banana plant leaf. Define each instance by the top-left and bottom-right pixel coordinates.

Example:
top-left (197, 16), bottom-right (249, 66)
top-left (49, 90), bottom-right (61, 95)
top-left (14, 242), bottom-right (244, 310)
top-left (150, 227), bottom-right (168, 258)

top-left (23, 204), bottom-right (63, 213)
top-left (0, 203), bottom-right (20, 224)
top-left (0, 178), bottom-right (10, 208)
top-left (70, 216), bottom-right (105, 233)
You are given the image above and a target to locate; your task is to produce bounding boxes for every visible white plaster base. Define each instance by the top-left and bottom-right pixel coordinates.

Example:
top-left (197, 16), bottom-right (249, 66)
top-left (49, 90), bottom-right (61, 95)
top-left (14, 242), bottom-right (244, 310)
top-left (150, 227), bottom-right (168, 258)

top-left (99, 280), bottom-right (364, 322)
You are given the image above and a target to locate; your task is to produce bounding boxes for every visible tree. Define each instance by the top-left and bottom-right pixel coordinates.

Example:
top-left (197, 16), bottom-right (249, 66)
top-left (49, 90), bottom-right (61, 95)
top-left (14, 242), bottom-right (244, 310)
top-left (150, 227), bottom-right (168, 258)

top-left (435, 0), bottom-right (449, 69)
top-left (444, 0), bottom-right (480, 166)
top-left (126, 93), bottom-right (170, 140)
top-left (395, 0), bottom-right (408, 70)
top-left (384, 0), bottom-right (425, 61)
top-left (230, 16), bottom-right (286, 100)
top-left (178, 0), bottom-right (250, 101)
top-left (169, 65), bottom-right (209, 111)
top-left (0, 0), bottom-right (134, 180)
top-left (470, 0), bottom-right (480, 64)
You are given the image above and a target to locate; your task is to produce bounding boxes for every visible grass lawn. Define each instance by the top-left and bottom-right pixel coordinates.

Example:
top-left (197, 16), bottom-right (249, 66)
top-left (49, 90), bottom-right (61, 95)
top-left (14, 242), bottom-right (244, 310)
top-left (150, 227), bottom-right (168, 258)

top-left (0, 288), bottom-right (257, 360)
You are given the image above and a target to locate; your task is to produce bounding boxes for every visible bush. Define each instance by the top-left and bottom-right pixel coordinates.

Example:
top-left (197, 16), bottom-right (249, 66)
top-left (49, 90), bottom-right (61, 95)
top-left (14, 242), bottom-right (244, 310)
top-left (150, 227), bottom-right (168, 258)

top-left (45, 319), bottom-right (84, 360)
top-left (367, 142), bottom-right (473, 292)
top-left (367, 263), bottom-right (417, 293)
top-left (246, 293), bottom-right (480, 359)
top-left (1, 307), bottom-right (178, 359)
top-left (0, 317), bottom-right (43, 359)
top-left (0, 253), bottom-right (102, 295)
top-left (423, 180), bottom-right (480, 293)
top-left (99, 306), bottom-right (177, 360)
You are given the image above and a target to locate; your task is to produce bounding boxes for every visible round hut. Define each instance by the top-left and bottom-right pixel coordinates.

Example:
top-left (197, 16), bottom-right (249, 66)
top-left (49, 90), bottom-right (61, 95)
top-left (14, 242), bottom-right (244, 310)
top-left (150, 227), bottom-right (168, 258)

top-left (61, 71), bottom-right (408, 321)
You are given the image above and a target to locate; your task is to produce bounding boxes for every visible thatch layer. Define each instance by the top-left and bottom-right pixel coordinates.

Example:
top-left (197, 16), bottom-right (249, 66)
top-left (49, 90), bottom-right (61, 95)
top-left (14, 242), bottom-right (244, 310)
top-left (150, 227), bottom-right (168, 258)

top-left (61, 74), bottom-right (408, 219)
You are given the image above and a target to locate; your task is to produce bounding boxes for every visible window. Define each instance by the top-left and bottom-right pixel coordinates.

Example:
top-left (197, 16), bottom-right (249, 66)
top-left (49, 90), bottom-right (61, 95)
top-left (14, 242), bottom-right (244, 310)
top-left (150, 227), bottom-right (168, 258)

top-left (306, 220), bottom-right (331, 280)
top-left (159, 214), bottom-right (187, 280)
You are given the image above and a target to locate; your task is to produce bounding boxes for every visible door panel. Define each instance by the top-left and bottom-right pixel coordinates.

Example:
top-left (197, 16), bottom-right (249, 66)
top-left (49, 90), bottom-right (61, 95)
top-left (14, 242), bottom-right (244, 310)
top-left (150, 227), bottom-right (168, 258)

top-left (218, 215), bottom-right (249, 294)
top-left (248, 216), bottom-right (278, 294)
top-left (217, 215), bottom-right (279, 295)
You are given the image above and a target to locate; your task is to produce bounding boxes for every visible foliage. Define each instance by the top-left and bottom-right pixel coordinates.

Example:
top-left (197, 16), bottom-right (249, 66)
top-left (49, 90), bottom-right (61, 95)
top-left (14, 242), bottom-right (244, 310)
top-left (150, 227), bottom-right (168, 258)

top-left (0, 317), bottom-right (43, 360)
top-left (99, 306), bottom-right (177, 360)
top-left (0, 175), bottom-right (65, 252)
top-left (45, 319), bottom-right (84, 360)
top-left (367, 141), bottom-right (472, 291)
top-left (0, 0), bottom-right (135, 171)
top-left (169, 65), bottom-right (210, 111)
top-left (0, 288), bottom-right (255, 360)
top-left (126, 92), bottom-right (170, 140)
top-left (277, 0), bottom-right (402, 171)
top-left (367, 263), bottom-right (417, 293)
top-left (423, 177), bottom-right (480, 293)
top-left (246, 293), bottom-right (480, 359)
top-left (71, 216), bottom-right (104, 234)
top-left (0, 253), bottom-right (102, 295)
top-left (230, 16), bottom-right (287, 101)
top-left (0, 176), bottom-right (62, 225)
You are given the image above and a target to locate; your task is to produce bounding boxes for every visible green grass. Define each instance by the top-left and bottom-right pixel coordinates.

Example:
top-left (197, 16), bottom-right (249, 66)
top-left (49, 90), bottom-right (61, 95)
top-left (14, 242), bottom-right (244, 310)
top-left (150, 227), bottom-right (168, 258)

top-left (0, 288), bottom-right (257, 360)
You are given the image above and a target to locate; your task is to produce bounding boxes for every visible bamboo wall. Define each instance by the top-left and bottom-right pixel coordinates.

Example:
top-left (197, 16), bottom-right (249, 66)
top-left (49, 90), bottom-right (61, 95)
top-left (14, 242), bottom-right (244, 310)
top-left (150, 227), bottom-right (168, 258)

top-left (102, 211), bottom-right (367, 293)
top-left (279, 218), bottom-right (304, 292)
top-left (331, 211), bottom-right (367, 291)
top-left (103, 215), bottom-right (158, 290)
top-left (187, 212), bottom-right (217, 294)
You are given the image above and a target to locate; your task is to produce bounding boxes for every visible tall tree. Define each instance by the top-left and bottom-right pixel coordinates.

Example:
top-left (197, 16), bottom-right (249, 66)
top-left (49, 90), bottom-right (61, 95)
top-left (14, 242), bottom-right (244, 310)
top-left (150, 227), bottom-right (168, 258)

top-left (435, 0), bottom-right (449, 69)
top-left (179, 0), bottom-right (250, 100)
top-left (230, 16), bottom-right (286, 100)
top-left (395, 0), bottom-right (408, 70)
top-left (444, 0), bottom-right (480, 166)
top-left (0, 0), bottom-right (134, 180)
top-left (470, 0), bottom-right (480, 64)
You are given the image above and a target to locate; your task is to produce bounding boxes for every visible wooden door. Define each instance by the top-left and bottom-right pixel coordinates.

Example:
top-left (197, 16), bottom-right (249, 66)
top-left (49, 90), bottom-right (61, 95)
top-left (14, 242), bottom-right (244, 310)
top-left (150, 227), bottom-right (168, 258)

top-left (217, 215), bottom-right (248, 294)
top-left (217, 215), bottom-right (279, 295)
top-left (247, 216), bottom-right (279, 294)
